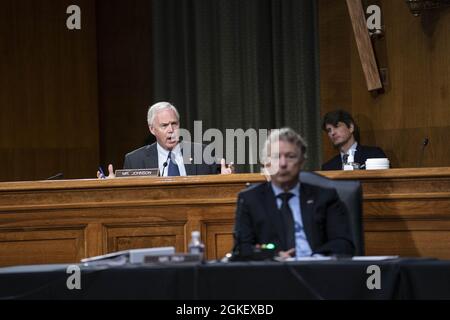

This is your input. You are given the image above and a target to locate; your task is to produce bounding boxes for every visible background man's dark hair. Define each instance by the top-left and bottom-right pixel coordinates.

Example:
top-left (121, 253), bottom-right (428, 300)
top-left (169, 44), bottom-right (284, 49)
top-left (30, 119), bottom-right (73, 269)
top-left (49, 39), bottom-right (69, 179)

top-left (322, 110), bottom-right (360, 143)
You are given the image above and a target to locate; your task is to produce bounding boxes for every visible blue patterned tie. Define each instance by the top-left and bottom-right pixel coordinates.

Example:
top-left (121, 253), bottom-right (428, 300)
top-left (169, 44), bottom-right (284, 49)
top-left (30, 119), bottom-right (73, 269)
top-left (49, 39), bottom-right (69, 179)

top-left (168, 151), bottom-right (180, 176)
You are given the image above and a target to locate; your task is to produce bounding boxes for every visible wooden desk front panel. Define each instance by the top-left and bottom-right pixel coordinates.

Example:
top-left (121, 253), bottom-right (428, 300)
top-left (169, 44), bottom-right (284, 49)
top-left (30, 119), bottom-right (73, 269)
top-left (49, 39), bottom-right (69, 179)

top-left (0, 175), bottom-right (263, 266)
top-left (2, 169), bottom-right (450, 266)
top-left (324, 168), bottom-right (450, 259)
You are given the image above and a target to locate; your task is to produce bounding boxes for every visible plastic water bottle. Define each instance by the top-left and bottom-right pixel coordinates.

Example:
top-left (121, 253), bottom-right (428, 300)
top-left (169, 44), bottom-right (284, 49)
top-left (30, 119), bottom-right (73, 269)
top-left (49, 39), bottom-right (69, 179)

top-left (188, 231), bottom-right (205, 259)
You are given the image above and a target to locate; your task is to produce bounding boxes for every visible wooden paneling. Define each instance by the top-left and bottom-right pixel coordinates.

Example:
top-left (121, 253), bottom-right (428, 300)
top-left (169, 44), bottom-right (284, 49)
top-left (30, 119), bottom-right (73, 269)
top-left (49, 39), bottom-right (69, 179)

top-left (105, 223), bottom-right (186, 253)
top-left (0, 0), bottom-right (154, 182)
top-left (325, 167), bottom-right (450, 258)
top-left (96, 0), bottom-right (153, 170)
top-left (0, 226), bottom-right (86, 266)
top-left (318, 0), bottom-right (353, 160)
top-left (203, 220), bottom-right (235, 261)
top-left (2, 169), bottom-right (450, 267)
top-left (365, 221), bottom-right (450, 258)
top-left (0, 174), bottom-right (264, 266)
top-left (0, 0), bottom-right (100, 182)
top-left (319, 0), bottom-right (450, 168)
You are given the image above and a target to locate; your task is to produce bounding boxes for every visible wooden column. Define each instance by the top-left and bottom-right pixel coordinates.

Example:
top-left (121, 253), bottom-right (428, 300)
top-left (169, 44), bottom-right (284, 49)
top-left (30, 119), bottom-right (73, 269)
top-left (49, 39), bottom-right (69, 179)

top-left (346, 0), bottom-right (382, 91)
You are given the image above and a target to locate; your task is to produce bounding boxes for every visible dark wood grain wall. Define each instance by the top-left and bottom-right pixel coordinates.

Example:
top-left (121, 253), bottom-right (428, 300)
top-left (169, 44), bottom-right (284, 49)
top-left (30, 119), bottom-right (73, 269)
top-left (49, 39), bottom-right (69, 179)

top-left (0, 0), bottom-right (100, 182)
top-left (2, 1), bottom-right (449, 182)
top-left (318, 0), bottom-right (450, 169)
top-left (0, 0), bottom-right (154, 182)
top-left (96, 0), bottom-right (153, 171)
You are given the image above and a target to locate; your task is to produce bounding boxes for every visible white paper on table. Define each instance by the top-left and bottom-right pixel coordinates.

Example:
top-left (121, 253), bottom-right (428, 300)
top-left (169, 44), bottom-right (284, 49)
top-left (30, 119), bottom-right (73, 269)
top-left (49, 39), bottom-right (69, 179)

top-left (352, 256), bottom-right (399, 261)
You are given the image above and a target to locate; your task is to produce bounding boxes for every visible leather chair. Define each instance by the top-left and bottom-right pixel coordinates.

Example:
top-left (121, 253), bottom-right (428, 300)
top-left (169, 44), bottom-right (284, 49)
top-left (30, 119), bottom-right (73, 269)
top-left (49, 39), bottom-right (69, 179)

top-left (299, 171), bottom-right (364, 256)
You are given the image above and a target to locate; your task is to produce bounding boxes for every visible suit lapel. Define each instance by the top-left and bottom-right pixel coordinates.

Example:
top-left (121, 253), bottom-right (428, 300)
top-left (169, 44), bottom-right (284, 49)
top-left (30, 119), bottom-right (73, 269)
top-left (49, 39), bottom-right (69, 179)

top-left (354, 144), bottom-right (363, 165)
top-left (332, 154), bottom-right (342, 170)
top-left (262, 183), bottom-right (287, 250)
top-left (300, 183), bottom-right (315, 249)
top-left (185, 164), bottom-right (195, 175)
top-left (144, 143), bottom-right (159, 169)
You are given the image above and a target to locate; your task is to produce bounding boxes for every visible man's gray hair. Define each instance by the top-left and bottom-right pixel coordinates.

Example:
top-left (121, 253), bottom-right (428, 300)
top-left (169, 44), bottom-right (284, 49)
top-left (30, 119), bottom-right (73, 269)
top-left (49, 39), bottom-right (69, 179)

top-left (261, 127), bottom-right (308, 165)
top-left (147, 102), bottom-right (180, 127)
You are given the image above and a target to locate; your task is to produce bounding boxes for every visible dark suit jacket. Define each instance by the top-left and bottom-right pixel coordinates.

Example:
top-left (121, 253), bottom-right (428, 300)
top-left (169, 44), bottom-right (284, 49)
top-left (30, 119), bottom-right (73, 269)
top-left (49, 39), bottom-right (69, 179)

top-left (123, 142), bottom-right (219, 175)
top-left (234, 181), bottom-right (354, 256)
top-left (321, 144), bottom-right (387, 171)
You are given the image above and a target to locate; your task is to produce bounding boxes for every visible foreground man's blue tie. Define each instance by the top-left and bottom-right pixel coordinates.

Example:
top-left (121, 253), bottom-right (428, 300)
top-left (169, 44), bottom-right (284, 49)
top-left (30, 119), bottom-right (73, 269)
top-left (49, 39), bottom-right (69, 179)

top-left (168, 151), bottom-right (180, 176)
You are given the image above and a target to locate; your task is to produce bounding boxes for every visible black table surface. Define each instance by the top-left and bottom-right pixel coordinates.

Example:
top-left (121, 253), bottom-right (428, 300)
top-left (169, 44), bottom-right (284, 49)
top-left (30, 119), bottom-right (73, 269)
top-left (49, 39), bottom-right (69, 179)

top-left (0, 258), bottom-right (449, 300)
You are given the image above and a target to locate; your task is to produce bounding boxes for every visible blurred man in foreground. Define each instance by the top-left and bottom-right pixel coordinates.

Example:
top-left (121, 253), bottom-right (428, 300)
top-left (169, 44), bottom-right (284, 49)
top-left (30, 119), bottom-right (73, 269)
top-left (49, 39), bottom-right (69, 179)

top-left (233, 128), bottom-right (354, 259)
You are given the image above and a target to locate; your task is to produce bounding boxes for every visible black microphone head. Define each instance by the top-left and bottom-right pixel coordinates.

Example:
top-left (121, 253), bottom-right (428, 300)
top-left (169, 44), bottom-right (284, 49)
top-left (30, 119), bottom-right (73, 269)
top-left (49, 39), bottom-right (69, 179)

top-left (417, 137), bottom-right (429, 167)
top-left (163, 162), bottom-right (168, 167)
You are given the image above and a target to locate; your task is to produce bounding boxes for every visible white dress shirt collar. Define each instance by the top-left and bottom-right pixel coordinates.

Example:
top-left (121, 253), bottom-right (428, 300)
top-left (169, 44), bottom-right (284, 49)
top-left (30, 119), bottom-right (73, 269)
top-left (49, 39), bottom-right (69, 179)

top-left (271, 182), bottom-right (300, 198)
top-left (341, 141), bottom-right (358, 159)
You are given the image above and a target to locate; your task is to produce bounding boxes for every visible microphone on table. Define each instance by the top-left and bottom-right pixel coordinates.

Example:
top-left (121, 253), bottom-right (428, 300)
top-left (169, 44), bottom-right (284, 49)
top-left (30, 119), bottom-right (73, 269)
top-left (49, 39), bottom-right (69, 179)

top-left (160, 153), bottom-right (171, 176)
top-left (47, 172), bottom-right (63, 180)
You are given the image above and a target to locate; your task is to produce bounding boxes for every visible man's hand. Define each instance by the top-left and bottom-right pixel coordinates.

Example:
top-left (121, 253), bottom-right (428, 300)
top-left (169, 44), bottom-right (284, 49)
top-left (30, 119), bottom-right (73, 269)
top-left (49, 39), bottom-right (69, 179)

top-left (278, 248), bottom-right (295, 260)
top-left (220, 158), bottom-right (234, 174)
top-left (97, 164), bottom-right (116, 179)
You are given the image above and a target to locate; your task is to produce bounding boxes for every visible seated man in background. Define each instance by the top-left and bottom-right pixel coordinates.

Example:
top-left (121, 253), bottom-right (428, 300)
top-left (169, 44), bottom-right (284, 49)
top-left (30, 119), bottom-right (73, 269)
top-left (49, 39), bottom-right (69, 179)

top-left (233, 128), bottom-right (354, 259)
top-left (99, 102), bottom-right (233, 178)
top-left (321, 110), bottom-right (386, 170)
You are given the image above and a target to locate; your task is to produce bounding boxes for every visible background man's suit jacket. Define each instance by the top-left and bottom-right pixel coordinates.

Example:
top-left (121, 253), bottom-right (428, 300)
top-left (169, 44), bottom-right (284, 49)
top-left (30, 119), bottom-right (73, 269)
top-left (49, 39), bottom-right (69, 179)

top-left (123, 141), bottom-right (219, 175)
top-left (321, 144), bottom-right (387, 171)
top-left (234, 181), bottom-right (355, 256)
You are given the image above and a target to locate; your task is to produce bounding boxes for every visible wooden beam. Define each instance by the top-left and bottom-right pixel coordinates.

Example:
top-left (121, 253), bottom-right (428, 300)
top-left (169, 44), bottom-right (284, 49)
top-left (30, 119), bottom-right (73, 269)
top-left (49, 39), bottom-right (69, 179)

top-left (346, 0), bottom-right (383, 91)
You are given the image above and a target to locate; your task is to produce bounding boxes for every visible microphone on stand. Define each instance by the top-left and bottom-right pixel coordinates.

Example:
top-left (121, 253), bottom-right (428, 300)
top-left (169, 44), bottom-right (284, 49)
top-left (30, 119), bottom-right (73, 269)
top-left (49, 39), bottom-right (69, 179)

top-left (47, 172), bottom-right (63, 180)
top-left (417, 137), bottom-right (429, 167)
top-left (161, 161), bottom-right (168, 177)
top-left (160, 153), bottom-right (171, 176)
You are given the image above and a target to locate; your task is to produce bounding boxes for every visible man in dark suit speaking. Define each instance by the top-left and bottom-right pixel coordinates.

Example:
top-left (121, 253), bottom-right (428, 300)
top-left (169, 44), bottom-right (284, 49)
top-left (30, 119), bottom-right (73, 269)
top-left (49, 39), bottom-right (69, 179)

top-left (99, 102), bottom-right (233, 177)
top-left (233, 128), bottom-right (354, 259)
top-left (321, 110), bottom-right (386, 171)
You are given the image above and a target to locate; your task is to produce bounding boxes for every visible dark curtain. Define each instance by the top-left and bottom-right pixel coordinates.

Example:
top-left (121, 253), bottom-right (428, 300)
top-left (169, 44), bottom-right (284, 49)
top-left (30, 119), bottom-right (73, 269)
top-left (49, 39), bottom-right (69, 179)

top-left (151, 0), bottom-right (321, 171)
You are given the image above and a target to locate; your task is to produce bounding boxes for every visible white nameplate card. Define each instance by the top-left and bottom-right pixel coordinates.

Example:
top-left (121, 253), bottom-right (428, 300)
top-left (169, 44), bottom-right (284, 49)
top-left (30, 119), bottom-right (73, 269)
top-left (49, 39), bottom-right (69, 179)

top-left (81, 246), bottom-right (175, 265)
top-left (115, 168), bottom-right (159, 177)
top-left (144, 253), bottom-right (202, 264)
